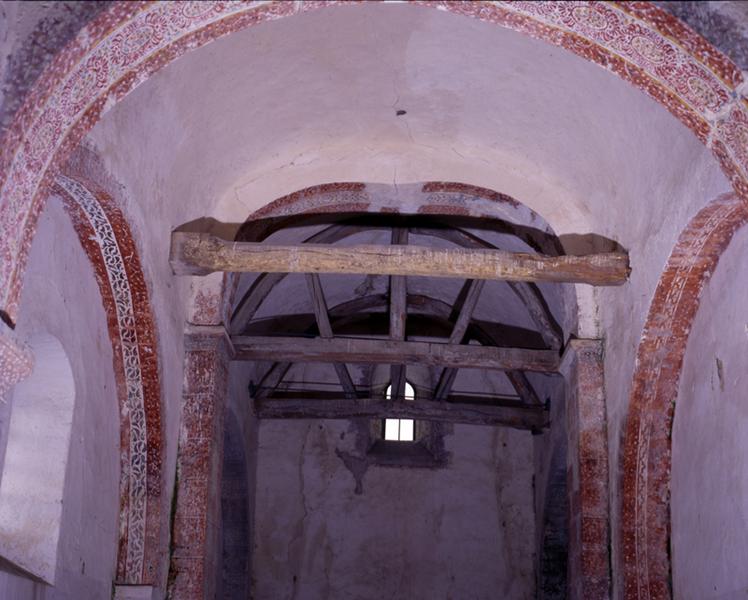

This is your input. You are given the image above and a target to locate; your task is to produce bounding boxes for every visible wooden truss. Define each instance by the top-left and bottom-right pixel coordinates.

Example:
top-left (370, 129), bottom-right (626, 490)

top-left (171, 212), bottom-right (629, 431)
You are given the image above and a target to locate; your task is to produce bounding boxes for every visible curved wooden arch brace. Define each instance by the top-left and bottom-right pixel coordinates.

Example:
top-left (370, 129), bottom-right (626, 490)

top-left (621, 192), bottom-right (748, 599)
top-left (1, 1), bottom-right (747, 328)
top-left (229, 219), bottom-right (562, 349)
top-left (236, 208), bottom-right (563, 256)
top-left (54, 174), bottom-right (163, 585)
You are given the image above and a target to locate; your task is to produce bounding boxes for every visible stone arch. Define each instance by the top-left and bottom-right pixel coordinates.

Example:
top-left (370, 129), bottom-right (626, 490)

top-left (53, 174), bottom-right (163, 585)
top-left (0, 3), bottom-right (745, 598)
top-left (0, 1), bottom-right (747, 327)
top-left (621, 192), bottom-right (748, 599)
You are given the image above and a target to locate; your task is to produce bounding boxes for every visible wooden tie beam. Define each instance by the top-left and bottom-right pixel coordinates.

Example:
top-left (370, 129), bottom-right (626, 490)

top-left (170, 231), bottom-right (630, 285)
top-left (254, 396), bottom-right (548, 431)
top-left (232, 336), bottom-right (560, 372)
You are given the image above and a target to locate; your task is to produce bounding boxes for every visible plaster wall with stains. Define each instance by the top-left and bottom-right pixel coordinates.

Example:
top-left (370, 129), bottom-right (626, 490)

top-left (250, 360), bottom-right (537, 600)
top-left (671, 223), bottom-right (748, 600)
top-left (0, 201), bottom-right (119, 599)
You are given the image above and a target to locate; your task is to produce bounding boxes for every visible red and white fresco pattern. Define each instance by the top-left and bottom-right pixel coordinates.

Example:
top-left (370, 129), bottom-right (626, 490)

top-left (1, 1), bottom-right (748, 324)
top-left (56, 174), bottom-right (156, 584)
top-left (0, 321), bottom-right (34, 398)
top-left (621, 192), bottom-right (748, 600)
top-left (0, 2), bottom-right (745, 597)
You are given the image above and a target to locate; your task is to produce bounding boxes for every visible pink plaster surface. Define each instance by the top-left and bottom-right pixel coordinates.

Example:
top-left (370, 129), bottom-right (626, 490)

top-left (671, 224), bottom-right (748, 600)
top-left (1, 200), bottom-right (121, 599)
top-left (0, 0), bottom-right (747, 326)
top-left (0, 3), bottom-right (746, 599)
top-left (621, 193), bottom-right (748, 600)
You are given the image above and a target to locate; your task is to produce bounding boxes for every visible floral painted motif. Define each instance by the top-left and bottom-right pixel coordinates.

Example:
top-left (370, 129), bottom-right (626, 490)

top-left (0, 1), bottom-right (747, 326)
top-left (0, 2), bottom-right (747, 597)
top-left (56, 174), bottom-right (161, 584)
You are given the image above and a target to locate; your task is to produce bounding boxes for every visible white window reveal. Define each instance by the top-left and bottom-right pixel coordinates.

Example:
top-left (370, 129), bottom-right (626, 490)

top-left (383, 381), bottom-right (415, 442)
top-left (0, 334), bottom-right (75, 584)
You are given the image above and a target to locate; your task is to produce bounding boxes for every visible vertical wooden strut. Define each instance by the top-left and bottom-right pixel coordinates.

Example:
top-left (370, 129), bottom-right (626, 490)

top-left (389, 227), bottom-right (408, 400)
top-left (305, 273), bottom-right (357, 399)
top-left (434, 279), bottom-right (485, 401)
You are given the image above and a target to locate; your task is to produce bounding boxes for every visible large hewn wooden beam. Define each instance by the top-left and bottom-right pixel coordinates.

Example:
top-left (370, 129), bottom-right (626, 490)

top-left (171, 232), bottom-right (629, 285)
top-left (254, 397), bottom-right (548, 430)
top-left (232, 336), bottom-right (560, 372)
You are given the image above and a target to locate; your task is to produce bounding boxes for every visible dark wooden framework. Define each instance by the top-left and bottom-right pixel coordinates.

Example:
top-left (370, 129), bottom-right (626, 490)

top-left (172, 211), bottom-right (627, 430)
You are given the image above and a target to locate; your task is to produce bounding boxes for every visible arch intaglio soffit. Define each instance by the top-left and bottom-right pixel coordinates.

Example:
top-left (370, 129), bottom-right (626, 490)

top-left (1, 1), bottom-right (748, 325)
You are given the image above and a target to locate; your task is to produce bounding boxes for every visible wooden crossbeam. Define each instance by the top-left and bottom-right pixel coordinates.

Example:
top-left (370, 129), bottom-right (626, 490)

top-left (254, 396), bottom-right (548, 431)
top-left (231, 336), bottom-right (560, 372)
top-left (305, 273), bottom-right (357, 399)
top-left (171, 232), bottom-right (629, 285)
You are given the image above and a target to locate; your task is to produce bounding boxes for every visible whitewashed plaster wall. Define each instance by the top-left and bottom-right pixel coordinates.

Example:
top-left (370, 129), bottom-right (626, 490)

top-left (0, 201), bottom-right (120, 598)
top-left (671, 225), bottom-right (748, 600)
top-left (82, 4), bottom-right (731, 593)
top-left (251, 361), bottom-right (536, 600)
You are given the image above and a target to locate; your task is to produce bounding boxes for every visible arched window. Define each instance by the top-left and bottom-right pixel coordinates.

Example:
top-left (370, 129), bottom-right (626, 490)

top-left (383, 381), bottom-right (415, 442)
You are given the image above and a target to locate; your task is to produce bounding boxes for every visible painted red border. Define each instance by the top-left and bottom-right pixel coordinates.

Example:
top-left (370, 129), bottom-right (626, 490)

top-left (0, 2), bottom-right (745, 596)
top-left (57, 175), bottom-right (163, 584)
top-left (621, 192), bottom-right (748, 600)
top-left (1, 1), bottom-right (747, 324)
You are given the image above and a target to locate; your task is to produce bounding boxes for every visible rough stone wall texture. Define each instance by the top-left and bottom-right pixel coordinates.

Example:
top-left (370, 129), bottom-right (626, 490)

top-left (217, 409), bottom-right (250, 600)
top-left (532, 371), bottom-right (568, 600)
top-left (671, 224), bottom-right (748, 599)
top-left (0, 200), bottom-right (119, 598)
